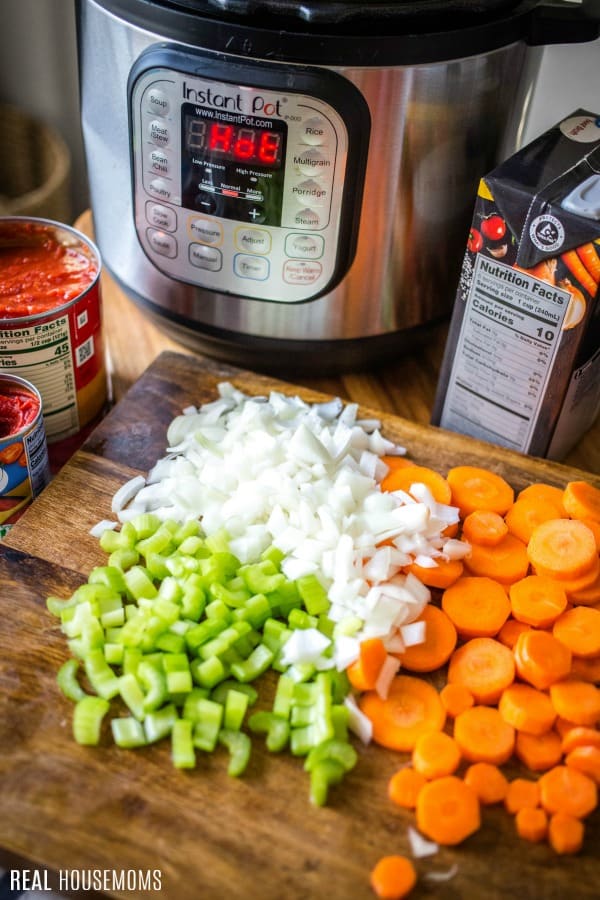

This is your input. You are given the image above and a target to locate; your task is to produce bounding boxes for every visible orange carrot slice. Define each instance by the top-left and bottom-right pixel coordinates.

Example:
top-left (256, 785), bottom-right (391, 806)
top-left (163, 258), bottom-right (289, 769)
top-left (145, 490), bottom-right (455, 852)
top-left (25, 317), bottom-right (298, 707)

top-left (441, 576), bottom-right (511, 638)
top-left (358, 675), bottom-right (446, 752)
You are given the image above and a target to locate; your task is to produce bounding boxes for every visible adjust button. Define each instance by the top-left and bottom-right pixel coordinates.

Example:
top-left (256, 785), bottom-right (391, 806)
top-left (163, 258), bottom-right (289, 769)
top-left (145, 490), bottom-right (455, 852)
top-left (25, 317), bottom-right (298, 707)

top-left (235, 228), bottom-right (271, 255)
top-left (147, 228), bottom-right (177, 258)
top-left (285, 233), bottom-right (324, 259)
top-left (234, 254), bottom-right (270, 281)
top-left (146, 201), bottom-right (177, 232)
top-left (189, 244), bottom-right (222, 272)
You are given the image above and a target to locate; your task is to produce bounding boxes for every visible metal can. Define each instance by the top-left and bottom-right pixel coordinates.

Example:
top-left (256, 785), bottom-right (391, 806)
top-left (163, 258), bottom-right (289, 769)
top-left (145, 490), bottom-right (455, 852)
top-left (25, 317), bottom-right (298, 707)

top-left (0, 373), bottom-right (51, 532)
top-left (0, 216), bottom-right (109, 468)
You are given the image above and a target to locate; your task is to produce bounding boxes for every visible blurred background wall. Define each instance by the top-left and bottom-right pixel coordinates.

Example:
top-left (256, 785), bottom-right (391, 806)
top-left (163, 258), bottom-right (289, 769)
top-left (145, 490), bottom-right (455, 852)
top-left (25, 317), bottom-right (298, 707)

top-left (0, 0), bottom-right (598, 224)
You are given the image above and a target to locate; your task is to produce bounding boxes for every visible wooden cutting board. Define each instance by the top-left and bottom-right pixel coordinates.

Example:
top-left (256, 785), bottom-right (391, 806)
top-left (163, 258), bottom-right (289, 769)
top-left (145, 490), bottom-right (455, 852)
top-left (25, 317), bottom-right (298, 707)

top-left (1, 350), bottom-right (598, 900)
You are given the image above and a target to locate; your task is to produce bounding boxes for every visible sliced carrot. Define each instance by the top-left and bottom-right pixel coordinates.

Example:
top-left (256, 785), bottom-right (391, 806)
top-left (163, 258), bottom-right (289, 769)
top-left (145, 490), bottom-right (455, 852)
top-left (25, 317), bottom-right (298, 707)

top-left (563, 480), bottom-right (600, 523)
top-left (518, 483), bottom-right (567, 516)
top-left (406, 557), bottom-right (464, 590)
top-left (497, 618), bottom-right (531, 649)
top-left (447, 637), bottom-right (515, 705)
top-left (552, 606), bottom-right (600, 659)
top-left (565, 745), bottom-right (600, 785)
top-left (538, 765), bottom-right (597, 818)
top-left (358, 675), bottom-right (446, 752)
top-left (380, 464), bottom-right (452, 505)
top-left (446, 465), bottom-right (514, 518)
top-left (346, 637), bottom-right (388, 692)
top-left (388, 767), bottom-right (427, 809)
top-left (513, 628), bottom-right (572, 691)
top-left (576, 241), bottom-right (600, 282)
top-left (415, 775), bottom-right (481, 846)
top-left (548, 812), bottom-right (585, 855)
top-left (565, 566), bottom-right (600, 607)
top-left (515, 806), bottom-right (548, 843)
top-left (464, 533), bottom-right (530, 585)
top-left (505, 495), bottom-right (563, 545)
top-left (570, 654), bottom-right (600, 683)
top-left (440, 682), bottom-right (474, 718)
top-left (370, 855), bottom-right (417, 900)
top-left (509, 574), bottom-right (568, 628)
top-left (453, 705), bottom-right (515, 765)
top-left (499, 683), bottom-right (556, 736)
top-left (561, 248), bottom-right (598, 296)
top-left (561, 726), bottom-right (600, 754)
top-left (504, 777), bottom-right (540, 815)
top-left (412, 730), bottom-right (461, 779)
top-left (554, 717), bottom-right (580, 739)
top-left (463, 762), bottom-right (509, 805)
top-left (441, 576), bottom-right (511, 638)
top-left (396, 605), bottom-right (457, 673)
top-left (461, 509), bottom-right (508, 547)
top-left (549, 680), bottom-right (600, 727)
top-left (580, 517), bottom-right (600, 552)
top-left (514, 729), bottom-right (563, 772)
top-left (527, 518), bottom-right (597, 581)
top-left (380, 455), bottom-right (417, 473)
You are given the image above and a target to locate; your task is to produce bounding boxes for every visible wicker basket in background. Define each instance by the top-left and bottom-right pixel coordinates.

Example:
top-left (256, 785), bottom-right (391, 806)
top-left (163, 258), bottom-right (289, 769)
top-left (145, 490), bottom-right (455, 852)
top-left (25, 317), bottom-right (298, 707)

top-left (0, 103), bottom-right (72, 223)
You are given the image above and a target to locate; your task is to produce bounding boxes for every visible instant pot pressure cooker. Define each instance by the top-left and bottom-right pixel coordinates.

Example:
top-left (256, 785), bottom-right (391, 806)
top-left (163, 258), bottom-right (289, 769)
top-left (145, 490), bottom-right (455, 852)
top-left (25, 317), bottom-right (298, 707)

top-left (76, 0), bottom-right (600, 373)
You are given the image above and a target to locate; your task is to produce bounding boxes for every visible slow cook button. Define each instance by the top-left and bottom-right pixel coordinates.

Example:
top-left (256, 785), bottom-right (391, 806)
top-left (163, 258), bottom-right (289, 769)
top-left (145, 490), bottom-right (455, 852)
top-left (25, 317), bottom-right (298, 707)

top-left (148, 119), bottom-right (170, 146)
top-left (285, 233), bottom-right (324, 259)
top-left (293, 147), bottom-right (333, 177)
top-left (235, 228), bottom-right (271, 255)
top-left (295, 208), bottom-right (321, 229)
top-left (283, 259), bottom-right (323, 285)
top-left (147, 228), bottom-right (177, 259)
top-left (234, 254), bottom-right (270, 281)
top-left (146, 201), bottom-right (177, 232)
top-left (189, 243), bottom-right (222, 271)
top-left (145, 86), bottom-right (171, 117)
top-left (188, 217), bottom-right (223, 245)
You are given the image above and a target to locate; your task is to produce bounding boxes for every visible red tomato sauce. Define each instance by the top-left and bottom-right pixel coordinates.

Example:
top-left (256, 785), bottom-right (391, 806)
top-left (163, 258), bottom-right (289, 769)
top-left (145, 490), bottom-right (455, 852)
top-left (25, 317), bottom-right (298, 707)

top-left (0, 387), bottom-right (40, 438)
top-left (0, 221), bottom-right (98, 318)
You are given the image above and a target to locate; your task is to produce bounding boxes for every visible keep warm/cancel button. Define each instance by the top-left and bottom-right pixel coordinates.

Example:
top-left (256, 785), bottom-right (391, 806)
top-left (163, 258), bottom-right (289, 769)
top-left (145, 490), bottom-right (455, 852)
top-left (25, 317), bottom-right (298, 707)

top-left (283, 259), bottom-right (323, 285)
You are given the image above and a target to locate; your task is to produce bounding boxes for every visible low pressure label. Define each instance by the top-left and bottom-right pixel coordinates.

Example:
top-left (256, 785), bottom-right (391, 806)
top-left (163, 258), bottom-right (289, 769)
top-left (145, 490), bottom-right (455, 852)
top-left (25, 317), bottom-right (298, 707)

top-left (438, 256), bottom-right (570, 452)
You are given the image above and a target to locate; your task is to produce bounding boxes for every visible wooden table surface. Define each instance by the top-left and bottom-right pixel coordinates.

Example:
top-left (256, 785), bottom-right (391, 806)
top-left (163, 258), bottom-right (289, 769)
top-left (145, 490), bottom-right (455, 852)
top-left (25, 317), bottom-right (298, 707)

top-left (75, 211), bottom-right (600, 478)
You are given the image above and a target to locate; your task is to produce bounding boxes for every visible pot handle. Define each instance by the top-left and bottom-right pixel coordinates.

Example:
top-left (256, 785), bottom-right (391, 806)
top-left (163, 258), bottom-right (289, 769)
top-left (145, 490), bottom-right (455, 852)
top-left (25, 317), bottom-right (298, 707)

top-left (529, 0), bottom-right (600, 45)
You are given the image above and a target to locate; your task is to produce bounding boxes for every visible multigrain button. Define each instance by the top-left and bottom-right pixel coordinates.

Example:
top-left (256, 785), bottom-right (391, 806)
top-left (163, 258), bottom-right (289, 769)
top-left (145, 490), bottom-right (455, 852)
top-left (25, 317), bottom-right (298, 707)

top-left (146, 87), bottom-right (170, 117)
top-left (285, 233), bottom-right (324, 259)
top-left (234, 254), bottom-right (269, 280)
top-left (147, 228), bottom-right (177, 258)
top-left (235, 228), bottom-right (271, 255)
top-left (147, 178), bottom-right (173, 201)
top-left (146, 201), bottom-right (177, 232)
top-left (293, 147), bottom-right (333, 177)
top-left (188, 217), bottom-right (223, 245)
top-left (148, 119), bottom-right (170, 146)
top-left (189, 243), bottom-right (222, 271)
top-left (148, 148), bottom-right (171, 176)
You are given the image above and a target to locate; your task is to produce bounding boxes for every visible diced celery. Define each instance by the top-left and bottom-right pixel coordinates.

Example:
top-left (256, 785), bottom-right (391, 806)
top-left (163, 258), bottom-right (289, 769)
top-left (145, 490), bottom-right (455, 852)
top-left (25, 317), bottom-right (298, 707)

top-left (224, 689), bottom-right (249, 731)
top-left (210, 680), bottom-right (258, 706)
top-left (288, 608), bottom-right (318, 630)
top-left (182, 688), bottom-right (211, 722)
top-left (144, 703), bottom-right (178, 742)
top-left (234, 593), bottom-right (271, 629)
top-left (144, 552), bottom-right (171, 581)
top-left (56, 658), bottom-right (87, 702)
top-left (239, 560), bottom-right (285, 595)
top-left (230, 643), bottom-right (274, 683)
top-left (111, 716), bottom-right (147, 748)
top-left (136, 523), bottom-right (174, 557)
top-left (124, 566), bottom-right (158, 600)
top-left (88, 565), bottom-right (127, 595)
top-left (190, 655), bottom-right (228, 689)
top-left (248, 711), bottom-right (290, 753)
top-left (272, 674), bottom-right (295, 719)
top-left (172, 719), bottom-right (196, 768)
top-left (137, 659), bottom-right (168, 712)
top-left (84, 649), bottom-right (120, 700)
top-left (191, 699), bottom-right (223, 751)
top-left (155, 632), bottom-right (186, 655)
top-left (185, 618), bottom-right (226, 652)
top-left (72, 695), bottom-right (110, 745)
top-left (118, 673), bottom-right (146, 720)
top-left (304, 739), bottom-right (358, 774)
top-left (163, 653), bottom-right (193, 694)
top-left (104, 642), bottom-right (124, 666)
top-left (296, 574), bottom-right (330, 616)
top-left (309, 759), bottom-right (345, 806)
top-left (218, 729), bottom-right (251, 776)
top-left (130, 513), bottom-right (162, 540)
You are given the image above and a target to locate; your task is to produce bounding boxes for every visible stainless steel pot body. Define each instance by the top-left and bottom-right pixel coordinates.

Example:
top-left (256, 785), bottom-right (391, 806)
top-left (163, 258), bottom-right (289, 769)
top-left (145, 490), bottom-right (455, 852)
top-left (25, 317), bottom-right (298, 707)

top-left (78, 0), bottom-right (540, 370)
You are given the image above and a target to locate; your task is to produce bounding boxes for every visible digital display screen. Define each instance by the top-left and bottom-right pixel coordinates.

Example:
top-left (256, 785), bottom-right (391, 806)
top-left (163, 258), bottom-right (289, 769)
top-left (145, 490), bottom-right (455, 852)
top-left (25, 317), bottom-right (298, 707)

top-left (181, 105), bottom-right (288, 225)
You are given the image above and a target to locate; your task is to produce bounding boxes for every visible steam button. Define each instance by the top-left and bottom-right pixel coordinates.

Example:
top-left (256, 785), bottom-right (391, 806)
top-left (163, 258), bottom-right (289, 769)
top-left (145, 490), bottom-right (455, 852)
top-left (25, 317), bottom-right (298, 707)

top-left (147, 228), bottom-right (177, 258)
top-left (295, 208), bottom-right (321, 229)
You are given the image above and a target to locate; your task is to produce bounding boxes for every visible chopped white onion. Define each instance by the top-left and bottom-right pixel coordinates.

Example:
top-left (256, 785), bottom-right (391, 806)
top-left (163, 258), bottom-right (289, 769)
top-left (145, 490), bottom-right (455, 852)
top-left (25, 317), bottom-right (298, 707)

top-left (111, 475), bottom-right (146, 513)
top-left (424, 865), bottom-right (459, 883)
top-left (407, 826), bottom-right (439, 858)
top-left (88, 519), bottom-right (117, 538)
top-left (344, 694), bottom-right (373, 744)
top-left (375, 653), bottom-right (401, 699)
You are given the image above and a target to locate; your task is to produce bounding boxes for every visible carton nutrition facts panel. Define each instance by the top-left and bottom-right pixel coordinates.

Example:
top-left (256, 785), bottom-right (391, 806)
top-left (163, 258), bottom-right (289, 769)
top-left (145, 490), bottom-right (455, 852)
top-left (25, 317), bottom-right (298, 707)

top-left (438, 256), bottom-right (570, 453)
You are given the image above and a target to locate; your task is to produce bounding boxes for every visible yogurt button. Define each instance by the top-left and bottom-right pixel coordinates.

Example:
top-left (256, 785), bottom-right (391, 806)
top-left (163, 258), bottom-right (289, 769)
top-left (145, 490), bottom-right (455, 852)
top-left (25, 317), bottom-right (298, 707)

top-left (147, 228), bottom-right (177, 258)
top-left (189, 244), bottom-right (222, 271)
top-left (285, 233), bottom-right (324, 259)
top-left (146, 202), bottom-right (177, 232)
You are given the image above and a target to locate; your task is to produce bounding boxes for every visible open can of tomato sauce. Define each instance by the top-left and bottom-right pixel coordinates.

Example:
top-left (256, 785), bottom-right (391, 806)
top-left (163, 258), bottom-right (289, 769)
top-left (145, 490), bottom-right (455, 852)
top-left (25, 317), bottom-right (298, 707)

top-left (0, 373), bottom-right (51, 533)
top-left (0, 217), bottom-right (109, 469)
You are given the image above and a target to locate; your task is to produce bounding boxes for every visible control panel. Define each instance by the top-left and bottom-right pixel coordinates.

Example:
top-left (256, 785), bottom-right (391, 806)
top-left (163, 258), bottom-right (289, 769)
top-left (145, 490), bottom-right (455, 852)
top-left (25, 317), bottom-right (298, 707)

top-left (128, 48), bottom-right (369, 303)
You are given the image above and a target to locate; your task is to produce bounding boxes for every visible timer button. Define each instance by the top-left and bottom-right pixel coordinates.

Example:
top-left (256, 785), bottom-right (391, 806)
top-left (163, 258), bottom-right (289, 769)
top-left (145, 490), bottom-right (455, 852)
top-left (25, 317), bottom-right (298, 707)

top-left (189, 244), bottom-right (223, 272)
top-left (148, 148), bottom-right (171, 176)
top-left (290, 178), bottom-right (329, 208)
top-left (234, 254), bottom-right (270, 281)
top-left (188, 217), bottom-right (223, 246)
top-left (147, 228), bottom-right (177, 258)
top-left (295, 208), bottom-right (321, 229)
top-left (235, 228), bottom-right (271, 256)
top-left (294, 148), bottom-right (333, 178)
top-left (145, 87), bottom-right (170, 117)
top-left (148, 119), bottom-right (170, 146)
top-left (147, 178), bottom-right (173, 202)
top-left (146, 202), bottom-right (177, 232)
top-left (299, 117), bottom-right (329, 146)
top-left (285, 233), bottom-right (324, 259)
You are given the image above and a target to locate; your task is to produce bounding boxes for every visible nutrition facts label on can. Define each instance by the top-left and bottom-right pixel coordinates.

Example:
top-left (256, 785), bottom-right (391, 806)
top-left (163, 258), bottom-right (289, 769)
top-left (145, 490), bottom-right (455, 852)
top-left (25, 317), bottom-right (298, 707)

top-left (438, 256), bottom-right (570, 452)
top-left (0, 315), bottom-right (79, 440)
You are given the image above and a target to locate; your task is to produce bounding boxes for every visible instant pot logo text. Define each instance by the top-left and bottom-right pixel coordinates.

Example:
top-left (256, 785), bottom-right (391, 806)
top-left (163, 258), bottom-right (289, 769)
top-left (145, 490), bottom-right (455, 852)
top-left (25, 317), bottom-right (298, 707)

top-left (183, 82), bottom-right (283, 116)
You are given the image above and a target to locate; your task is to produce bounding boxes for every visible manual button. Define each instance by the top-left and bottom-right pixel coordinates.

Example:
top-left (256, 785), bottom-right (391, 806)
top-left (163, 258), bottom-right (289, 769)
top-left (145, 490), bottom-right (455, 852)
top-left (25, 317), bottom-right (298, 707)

top-left (235, 228), bottom-right (271, 255)
top-left (189, 243), bottom-right (222, 271)
top-left (147, 228), bottom-right (177, 258)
